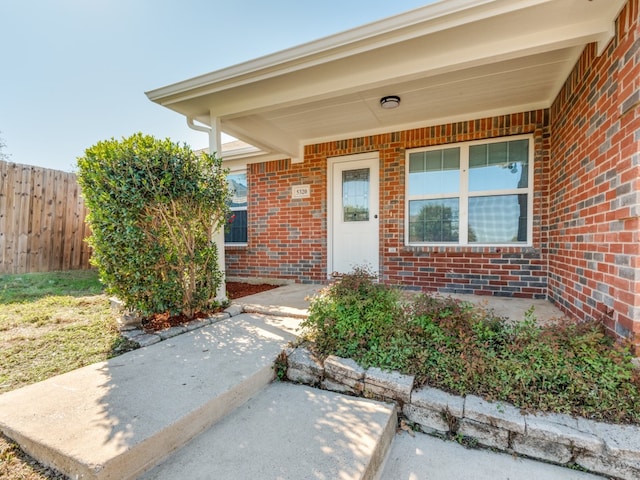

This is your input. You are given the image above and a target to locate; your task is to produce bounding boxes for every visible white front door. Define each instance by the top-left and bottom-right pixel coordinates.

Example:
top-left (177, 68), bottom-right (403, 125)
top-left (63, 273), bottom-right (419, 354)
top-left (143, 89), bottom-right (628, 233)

top-left (328, 153), bottom-right (379, 276)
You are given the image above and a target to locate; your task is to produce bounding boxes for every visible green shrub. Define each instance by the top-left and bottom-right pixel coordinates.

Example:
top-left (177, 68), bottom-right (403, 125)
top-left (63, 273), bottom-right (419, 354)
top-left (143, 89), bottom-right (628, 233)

top-left (77, 133), bottom-right (229, 317)
top-left (302, 267), bottom-right (404, 364)
top-left (303, 270), bottom-right (640, 424)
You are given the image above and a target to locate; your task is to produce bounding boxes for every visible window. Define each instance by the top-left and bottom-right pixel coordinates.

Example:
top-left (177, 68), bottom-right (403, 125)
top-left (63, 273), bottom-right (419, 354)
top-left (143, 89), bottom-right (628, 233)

top-left (342, 168), bottom-right (370, 222)
top-left (406, 136), bottom-right (532, 245)
top-left (225, 171), bottom-right (247, 244)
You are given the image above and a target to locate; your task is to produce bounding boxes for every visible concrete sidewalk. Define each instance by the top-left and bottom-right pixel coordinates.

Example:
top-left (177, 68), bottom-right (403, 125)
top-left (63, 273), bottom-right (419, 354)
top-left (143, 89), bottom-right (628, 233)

top-left (0, 312), bottom-right (302, 479)
top-left (236, 282), bottom-right (323, 318)
top-left (141, 383), bottom-right (396, 480)
top-left (381, 432), bottom-right (604, 480)
top-left (0, 297), bottom-right (399, 480)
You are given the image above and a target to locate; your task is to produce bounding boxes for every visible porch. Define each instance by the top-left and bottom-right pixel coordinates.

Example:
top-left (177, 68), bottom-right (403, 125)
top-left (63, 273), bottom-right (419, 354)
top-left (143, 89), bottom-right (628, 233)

top-left (236, 283), bottom-right (568, 325)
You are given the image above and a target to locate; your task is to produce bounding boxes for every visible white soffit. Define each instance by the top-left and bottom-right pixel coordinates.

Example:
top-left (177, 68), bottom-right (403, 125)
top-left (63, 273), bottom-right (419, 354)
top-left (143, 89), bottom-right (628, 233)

top-left (146, 0), bottom-right (627, 160)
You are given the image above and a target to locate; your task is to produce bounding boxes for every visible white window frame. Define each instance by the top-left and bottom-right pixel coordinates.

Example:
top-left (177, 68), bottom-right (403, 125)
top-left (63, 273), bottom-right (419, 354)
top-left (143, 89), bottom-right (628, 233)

top-left (225, 169), bottom-right (248, 246)
top-left (405, 134), bottom-right (534, 247)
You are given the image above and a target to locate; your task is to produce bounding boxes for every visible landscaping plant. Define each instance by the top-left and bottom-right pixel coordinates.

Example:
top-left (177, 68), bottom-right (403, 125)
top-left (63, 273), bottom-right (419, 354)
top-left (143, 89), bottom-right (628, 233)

top-left (305, 267), bottom-right (404, 360)
top-left (302, 269), bottom-right (640, 424)
top-left (77, 133), bottom-right (229, 317)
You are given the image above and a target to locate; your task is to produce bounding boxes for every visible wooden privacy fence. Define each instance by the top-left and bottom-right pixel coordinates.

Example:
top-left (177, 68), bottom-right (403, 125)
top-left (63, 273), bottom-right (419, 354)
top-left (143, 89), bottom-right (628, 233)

top-left (0, 160), bottom-right (92, 274)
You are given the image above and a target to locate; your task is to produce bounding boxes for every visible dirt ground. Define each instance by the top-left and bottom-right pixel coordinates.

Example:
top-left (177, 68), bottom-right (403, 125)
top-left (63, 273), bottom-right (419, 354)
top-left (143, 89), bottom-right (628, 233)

top-left (142, 282), bottom-right (279, 332)
top-left (226, 281), bottom-right (279, 299)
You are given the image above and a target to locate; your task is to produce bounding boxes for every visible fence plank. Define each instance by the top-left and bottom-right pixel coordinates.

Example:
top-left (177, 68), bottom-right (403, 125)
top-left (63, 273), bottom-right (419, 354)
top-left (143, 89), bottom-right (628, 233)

top-left (0, 161), bottom-right (8, 270)
top-left (17, 165), bottom-right (32, 273)
top-left (29, 166), bottom-right (45, 272)
top-left (3, 163), bottom-right (18, 273)
top-left (40, 168), bottom-right (56, 273)
top-left (71, 181), bottom-right (85, 269)
top-left (62, 174), bottom-right (77, 270)
top-left (0, 160), bottom-right (91, 274)
top-left (52, 171), bottom-right (67, 272)
top-left (80, 202), bottom-right (92, 269)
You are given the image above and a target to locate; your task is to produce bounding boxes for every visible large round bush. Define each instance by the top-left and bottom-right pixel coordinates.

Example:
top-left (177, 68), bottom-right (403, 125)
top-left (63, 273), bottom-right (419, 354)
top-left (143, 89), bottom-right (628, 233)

top-left (77, 133), bottom-right (229, 317)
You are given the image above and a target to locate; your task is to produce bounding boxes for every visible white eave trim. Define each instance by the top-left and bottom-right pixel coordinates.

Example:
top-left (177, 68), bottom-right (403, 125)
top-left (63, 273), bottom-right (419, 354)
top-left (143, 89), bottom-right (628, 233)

top-left (222, 145), bottom-right (261, 157)
top-left (222, 152), bottom-right (291, 171)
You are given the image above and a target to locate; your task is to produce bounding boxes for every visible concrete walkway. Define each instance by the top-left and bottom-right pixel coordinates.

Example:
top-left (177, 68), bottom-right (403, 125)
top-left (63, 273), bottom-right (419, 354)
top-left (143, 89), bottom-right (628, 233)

top-left (0, 312), bottom-right (302, 479)
top-left (237, 283), bottom-right (323, 318)
top-left (0, 284), bottom-right (601, 480)
top-left (142, 383), bottom-right (396, 480)
top-left (381, 432), bottom-right (603, 480)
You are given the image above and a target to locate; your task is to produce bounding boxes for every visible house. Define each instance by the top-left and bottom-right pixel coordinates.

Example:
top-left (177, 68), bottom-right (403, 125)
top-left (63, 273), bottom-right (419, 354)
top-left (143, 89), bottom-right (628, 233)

top-left (146, 0), bottom-right (640, 347)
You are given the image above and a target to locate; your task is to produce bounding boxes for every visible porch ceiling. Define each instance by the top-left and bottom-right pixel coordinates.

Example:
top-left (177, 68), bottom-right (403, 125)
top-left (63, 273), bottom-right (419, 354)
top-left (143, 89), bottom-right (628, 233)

top-left (146, 0), bottom-right (626, 162)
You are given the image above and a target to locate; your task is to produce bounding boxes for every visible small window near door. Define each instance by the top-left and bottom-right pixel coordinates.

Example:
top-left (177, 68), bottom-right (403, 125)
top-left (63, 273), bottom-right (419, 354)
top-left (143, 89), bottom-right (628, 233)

top-left (342, 168), bottom-right (370, 222)
top-left (225, 171), bottom-right (248, 244)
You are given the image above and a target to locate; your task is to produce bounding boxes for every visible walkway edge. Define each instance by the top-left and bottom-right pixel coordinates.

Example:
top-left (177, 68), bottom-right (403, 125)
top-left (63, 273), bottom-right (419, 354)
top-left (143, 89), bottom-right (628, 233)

top-left (0, 313), bottom-right (299, 480)
top-left (107, 362), bottom-right (276, 480)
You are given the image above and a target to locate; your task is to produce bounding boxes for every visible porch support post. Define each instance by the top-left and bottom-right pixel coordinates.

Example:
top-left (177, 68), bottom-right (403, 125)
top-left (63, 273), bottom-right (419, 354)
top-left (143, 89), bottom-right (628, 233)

top-left (209, 116), bottom-right (227, 302)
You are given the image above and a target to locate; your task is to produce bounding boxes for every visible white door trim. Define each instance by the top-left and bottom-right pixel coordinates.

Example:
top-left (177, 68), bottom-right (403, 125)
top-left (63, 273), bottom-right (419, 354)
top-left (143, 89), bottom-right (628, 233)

top-left (327, 151), bottom-right (380, 278)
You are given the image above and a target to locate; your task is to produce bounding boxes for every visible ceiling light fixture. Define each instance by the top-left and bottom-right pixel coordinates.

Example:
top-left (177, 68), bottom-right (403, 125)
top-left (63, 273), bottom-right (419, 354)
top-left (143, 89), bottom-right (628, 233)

top-left (380, 95), bottom-right (401, 109)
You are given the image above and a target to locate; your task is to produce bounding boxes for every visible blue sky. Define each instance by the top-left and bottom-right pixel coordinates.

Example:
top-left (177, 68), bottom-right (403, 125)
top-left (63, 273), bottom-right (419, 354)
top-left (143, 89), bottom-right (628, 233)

top-left (0, 0), bottom-right (435, 172)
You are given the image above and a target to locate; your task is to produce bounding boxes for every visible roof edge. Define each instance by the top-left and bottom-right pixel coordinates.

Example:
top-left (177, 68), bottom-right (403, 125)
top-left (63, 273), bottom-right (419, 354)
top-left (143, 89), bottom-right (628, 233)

top-left (146, 0), bottom-right (553, 103)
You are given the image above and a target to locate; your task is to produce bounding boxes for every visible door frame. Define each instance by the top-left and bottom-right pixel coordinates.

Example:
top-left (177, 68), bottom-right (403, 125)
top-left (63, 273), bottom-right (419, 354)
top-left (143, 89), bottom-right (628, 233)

top-left (327, 151), bottom-right (380, 278)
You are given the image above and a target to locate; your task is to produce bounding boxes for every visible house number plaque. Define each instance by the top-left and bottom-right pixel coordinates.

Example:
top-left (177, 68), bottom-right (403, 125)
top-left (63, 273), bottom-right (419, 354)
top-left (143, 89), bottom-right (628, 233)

top-left (292, 184), bottom-right (311, 199)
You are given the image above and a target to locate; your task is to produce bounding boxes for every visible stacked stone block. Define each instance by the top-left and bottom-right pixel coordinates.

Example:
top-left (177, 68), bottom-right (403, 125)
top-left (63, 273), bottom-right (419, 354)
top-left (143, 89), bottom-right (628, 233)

top-left (285, 345), bottom-right (640, 480)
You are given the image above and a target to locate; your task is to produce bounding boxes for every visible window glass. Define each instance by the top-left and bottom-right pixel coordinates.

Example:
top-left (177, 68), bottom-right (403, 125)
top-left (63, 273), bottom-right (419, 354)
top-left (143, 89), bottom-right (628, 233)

top-left (469, 139), bottom-right (528, 192)
top-left (227, 173), bottom-right (247, 208)
top-left (225, 210), bottom-right (247, 243)
top-left (408, 148), bottom-right (460, 196)
top-left (468, 194), bottom-right (527, 243)
top-left (225, 172), bottom-right (248, 244)
top-left (343, 168), bottom-right (369, 222)
top-left (406, 136), bottom-right (531, 245)
top-left (409, 198), bottom-right (459, 243)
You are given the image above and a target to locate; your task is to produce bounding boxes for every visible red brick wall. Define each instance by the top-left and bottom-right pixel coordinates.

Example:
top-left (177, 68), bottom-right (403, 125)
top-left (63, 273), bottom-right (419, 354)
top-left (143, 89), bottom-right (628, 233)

top-left (549, 0), bottom-right (640, 343)
top-left (225, 158), bottom-right (327, 283)
top-left (226, 111), bottom-right (551, 297)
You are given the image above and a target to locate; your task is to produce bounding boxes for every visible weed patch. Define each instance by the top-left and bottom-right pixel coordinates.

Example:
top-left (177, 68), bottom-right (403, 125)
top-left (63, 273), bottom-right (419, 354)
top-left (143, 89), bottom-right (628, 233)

top-left (274, 351), bottom-right (289, 381)
top-left (302, 270), bottom-right (640, 424)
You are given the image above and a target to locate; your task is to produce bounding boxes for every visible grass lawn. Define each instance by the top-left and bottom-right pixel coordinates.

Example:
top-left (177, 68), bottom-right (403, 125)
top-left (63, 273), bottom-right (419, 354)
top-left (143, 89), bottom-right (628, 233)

top-left (0, 269), bottom-right (129, 480)
top-left (0, 270), bottom-right (129, 395)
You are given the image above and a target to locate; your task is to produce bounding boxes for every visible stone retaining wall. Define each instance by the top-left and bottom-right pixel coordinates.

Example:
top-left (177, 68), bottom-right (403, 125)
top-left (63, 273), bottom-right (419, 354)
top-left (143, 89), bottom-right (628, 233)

top-left (285, 345), bottom-right (640, 480)
top-left (116, 304), bottom-right (243, 347)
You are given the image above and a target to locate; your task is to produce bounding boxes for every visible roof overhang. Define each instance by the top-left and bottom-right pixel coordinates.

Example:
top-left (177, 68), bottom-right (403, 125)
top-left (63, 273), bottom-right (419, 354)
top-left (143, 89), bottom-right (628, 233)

top-left (146, 0), bottom-right (627, 163)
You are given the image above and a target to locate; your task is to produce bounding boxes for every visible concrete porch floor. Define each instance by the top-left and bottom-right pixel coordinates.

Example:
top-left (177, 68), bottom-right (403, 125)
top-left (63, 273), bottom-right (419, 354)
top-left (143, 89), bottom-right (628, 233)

top-left (445, 292), bottom-right (568, 324)
top-left (236, 283), bottom-right (568, 324)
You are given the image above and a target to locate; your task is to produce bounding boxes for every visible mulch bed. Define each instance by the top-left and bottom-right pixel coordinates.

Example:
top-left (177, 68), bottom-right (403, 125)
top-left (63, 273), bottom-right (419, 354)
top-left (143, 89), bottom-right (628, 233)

top-left (141, 282), bottom-right (279, 333)
top-left (226, 281), bottom-right (279, 299)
